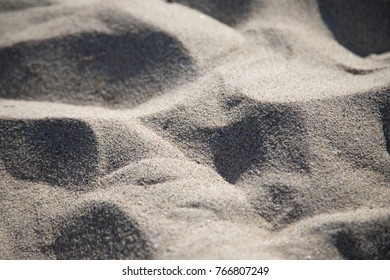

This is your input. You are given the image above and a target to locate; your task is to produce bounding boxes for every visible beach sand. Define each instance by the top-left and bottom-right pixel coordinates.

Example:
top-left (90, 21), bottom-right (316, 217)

top-left (0, 0), bottom-right (389, 259)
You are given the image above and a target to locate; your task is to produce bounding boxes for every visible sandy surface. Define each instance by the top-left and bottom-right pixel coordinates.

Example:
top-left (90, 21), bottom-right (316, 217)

top-left (0, 0), bottom-right (389, 259)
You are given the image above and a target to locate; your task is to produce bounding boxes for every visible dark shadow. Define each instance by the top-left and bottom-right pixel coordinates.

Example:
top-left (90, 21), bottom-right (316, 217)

top-left (337, 64), bottom-right (385, 76)
top-left (167, 0), bottom-right (255, 26)
top-left (0, 28), bottom-right (195, 107)
top-left (253, 183), bottom-right (307, 227)
top-left (50, 202), bottom-right (153, 259)
top-left (381, 100), bottom-right (390, 155)
top-left (0, 118), bottom-right (99, 187)
top-left (333, 225), bottom-right (390, 260)
top-left (206, 104), bottom-right (309, 183)
top-left (318, 0), bottom-right (390, 56)
top-left (0, 0), bottom-right (53, 12)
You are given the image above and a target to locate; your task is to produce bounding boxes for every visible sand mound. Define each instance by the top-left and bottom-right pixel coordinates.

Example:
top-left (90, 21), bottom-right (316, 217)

top-left (144, 94), bottom-right (310, 184)
top-left (267, 209), bottom-right (390, 259)
top-left (0, 118), bottom-right (99, 186)
top-left (0, 0), bottom-right (242, 108)
top-left (51, 202), bottom-right (153, 260)
top-left (0, 0), bottom-right (389, 259)
top-left (0, 6), bottom-right (196, 107)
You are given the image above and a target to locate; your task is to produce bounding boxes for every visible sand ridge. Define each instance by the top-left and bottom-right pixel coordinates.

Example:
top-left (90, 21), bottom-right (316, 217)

top-left (0, 0), bottom-right (389, 259)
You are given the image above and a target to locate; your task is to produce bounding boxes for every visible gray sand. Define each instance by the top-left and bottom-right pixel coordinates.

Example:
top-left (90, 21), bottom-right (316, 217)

top-left (0, 0), bottom-right (389, 259)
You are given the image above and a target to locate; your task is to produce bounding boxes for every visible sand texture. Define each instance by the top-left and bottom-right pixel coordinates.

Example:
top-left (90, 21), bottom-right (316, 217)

top-left (0, 0), bottom-right (389, 259)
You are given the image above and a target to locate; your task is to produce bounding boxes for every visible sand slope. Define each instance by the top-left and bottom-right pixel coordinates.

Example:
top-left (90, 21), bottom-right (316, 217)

top-left (0, 0), bottom-right (389, 259)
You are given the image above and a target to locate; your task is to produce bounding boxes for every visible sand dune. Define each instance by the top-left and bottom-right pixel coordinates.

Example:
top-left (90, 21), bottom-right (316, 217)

top-left (0, 0), bottom-right (389, 259)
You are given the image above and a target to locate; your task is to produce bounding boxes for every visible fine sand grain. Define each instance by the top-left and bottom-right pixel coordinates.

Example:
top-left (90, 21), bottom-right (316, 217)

top-left (0, 0), bottom-right (389, 259)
